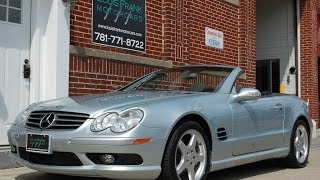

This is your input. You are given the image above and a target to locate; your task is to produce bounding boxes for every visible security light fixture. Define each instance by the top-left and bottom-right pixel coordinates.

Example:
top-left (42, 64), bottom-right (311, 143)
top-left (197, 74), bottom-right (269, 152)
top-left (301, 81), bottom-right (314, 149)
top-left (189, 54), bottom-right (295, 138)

top-left (289, 67), bottom-right (296, 74)
top-left (62, 0), bottom-right (79, 10)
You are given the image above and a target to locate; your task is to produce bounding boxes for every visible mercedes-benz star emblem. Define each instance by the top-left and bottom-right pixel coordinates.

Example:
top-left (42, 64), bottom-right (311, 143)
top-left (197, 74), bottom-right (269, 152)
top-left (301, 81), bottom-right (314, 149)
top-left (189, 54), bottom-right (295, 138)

top-left (39, 113), bottom-right (56, 129)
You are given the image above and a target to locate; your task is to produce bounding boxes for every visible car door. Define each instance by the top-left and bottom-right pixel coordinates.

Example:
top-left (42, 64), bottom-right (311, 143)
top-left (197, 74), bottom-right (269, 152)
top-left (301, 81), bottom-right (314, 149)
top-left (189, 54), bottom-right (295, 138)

top-left (254, 97), bottom-right (284, 151)
top-left (231, 97), bottom-right (284, 156)
top-left (231, 100), bottom-right (261, 155)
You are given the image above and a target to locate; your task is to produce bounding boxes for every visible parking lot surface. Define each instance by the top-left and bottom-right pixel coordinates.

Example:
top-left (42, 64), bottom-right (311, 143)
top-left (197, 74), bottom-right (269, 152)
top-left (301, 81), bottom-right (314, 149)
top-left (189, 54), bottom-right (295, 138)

top-left (0, 138), bottom-right (319, 180)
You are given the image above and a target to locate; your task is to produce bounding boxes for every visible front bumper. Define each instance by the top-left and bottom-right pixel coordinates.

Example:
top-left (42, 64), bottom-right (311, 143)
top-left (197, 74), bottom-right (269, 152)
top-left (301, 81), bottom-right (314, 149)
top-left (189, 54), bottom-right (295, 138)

top-left (9, 153), bottom-right (161, 179)
top-left (7, 127), bottom-right (166, 179)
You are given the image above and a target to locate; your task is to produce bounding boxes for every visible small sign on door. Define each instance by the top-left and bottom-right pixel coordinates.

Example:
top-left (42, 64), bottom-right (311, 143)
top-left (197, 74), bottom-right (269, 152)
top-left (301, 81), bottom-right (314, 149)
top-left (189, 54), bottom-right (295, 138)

top-left (205, 27), bottom-right (224, 49)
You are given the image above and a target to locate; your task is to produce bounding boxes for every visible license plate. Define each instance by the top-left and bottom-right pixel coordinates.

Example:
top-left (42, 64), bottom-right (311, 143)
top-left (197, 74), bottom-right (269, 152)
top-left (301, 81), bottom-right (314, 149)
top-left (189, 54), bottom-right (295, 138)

top-left (26, 134), bottom-right (51, 154)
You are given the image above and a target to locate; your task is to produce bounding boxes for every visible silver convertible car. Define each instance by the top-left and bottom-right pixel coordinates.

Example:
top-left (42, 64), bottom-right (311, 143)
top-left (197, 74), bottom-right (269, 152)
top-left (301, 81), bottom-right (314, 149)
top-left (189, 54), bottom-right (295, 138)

top-left (8, 65), bottom-right (312, 180)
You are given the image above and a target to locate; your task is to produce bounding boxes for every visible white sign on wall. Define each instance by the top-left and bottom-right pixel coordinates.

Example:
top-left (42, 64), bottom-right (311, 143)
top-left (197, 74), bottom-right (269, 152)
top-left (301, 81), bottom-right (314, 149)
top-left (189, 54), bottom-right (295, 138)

top-left (205, 27), bottom-right (224, 49)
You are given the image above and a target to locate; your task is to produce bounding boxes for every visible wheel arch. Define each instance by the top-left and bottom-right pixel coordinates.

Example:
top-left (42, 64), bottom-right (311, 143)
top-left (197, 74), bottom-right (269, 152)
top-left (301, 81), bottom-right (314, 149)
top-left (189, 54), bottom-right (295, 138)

top-left (282, 114), bottom-right (311, 168)
top-left (166, 113), bottom-right (213, 151)
top-left (296, 115), bottom-right (311, 137)
top-left (158, 113), bottom-right (213, 179)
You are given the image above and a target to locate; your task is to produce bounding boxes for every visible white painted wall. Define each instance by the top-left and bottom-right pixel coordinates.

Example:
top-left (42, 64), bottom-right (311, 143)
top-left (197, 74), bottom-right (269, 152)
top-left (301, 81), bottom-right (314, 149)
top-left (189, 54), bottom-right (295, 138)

top-left (256, 0), bottom-right (296, 95)
top-left (29, 0), bottom-right (70, 103)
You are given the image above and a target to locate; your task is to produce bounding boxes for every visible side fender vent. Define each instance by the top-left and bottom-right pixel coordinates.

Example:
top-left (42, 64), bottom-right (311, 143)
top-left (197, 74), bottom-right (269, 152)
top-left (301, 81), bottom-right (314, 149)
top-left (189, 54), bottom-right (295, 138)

top-left (217, 128), bottom-right (227, 141)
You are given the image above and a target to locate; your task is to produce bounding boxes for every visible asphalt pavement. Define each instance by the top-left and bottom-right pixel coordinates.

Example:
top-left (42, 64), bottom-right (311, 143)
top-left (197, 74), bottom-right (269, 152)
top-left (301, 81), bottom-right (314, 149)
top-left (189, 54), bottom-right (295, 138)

top-left (0, 138), bottom-right (319, 180)
top-left (0, 147), bottom-right (20, 169)
top-left (208, 138), bottom-right (320, 179)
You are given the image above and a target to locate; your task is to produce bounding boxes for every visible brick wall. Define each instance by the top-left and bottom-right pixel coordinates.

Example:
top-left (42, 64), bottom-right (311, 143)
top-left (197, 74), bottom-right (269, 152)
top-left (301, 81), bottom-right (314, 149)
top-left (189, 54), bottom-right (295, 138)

top-left (69, 55), bottom-right (159, 96)
top-left (69, 0), bottom-right (256, 95)
top-left (300, 0), bottom-right (319, 127)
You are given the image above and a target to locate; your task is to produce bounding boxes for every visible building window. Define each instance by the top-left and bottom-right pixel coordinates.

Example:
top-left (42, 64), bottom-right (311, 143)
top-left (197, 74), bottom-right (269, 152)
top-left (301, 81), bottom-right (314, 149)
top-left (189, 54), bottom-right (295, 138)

top-left (0, 0), bottom-right (22, 24)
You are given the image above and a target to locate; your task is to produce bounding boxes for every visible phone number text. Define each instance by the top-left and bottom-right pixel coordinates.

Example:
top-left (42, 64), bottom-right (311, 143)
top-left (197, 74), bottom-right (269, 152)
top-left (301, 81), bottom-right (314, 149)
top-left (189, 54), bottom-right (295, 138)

top-left (94, 32), bottom-right (144, 50)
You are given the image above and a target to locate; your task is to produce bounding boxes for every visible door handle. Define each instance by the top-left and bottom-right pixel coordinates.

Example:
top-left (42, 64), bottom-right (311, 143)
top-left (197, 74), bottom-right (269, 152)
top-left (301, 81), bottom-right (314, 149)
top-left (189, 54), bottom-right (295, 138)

top-left (274, 104), bottom-right (284, 110)
top-left (23, 59), bottom-right (31, 78)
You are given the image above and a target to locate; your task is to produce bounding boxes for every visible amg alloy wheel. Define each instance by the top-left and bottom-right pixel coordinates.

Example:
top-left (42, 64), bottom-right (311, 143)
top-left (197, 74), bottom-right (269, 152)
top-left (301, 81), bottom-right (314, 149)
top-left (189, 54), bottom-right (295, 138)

top-left (175, 129), bottom-right (207, 180)
top-left (158, 121), bottom-right (210, 180)
top-left (284, 120), bottom-right (310, 168)
top-left (294, 124), bottom-right (309, 164)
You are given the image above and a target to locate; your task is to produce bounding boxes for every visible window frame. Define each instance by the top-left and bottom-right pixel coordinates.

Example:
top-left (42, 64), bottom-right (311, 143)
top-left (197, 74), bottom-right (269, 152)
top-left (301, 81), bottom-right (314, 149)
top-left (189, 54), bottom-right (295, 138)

top-left (0, 0), bottom-right (23, 25)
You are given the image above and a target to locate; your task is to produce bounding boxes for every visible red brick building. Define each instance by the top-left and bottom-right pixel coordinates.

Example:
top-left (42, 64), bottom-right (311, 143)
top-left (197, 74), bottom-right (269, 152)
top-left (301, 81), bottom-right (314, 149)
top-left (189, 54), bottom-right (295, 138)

top-left (300, 0), bottom-right (320, 129)
top-left (68, 0), bottom-right (320, 129)
top-left (69, 0), bottom-right (256, 97)
top-left (0, 0), bottom-right (319, 144)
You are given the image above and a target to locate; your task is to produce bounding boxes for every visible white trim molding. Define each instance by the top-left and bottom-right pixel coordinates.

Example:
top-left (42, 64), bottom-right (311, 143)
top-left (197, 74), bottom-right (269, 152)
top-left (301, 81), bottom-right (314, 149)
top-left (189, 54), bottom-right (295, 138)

top-left (29, 0), bottom-right (70, 104)
top-left (296, 0), bottom-right (301, 97)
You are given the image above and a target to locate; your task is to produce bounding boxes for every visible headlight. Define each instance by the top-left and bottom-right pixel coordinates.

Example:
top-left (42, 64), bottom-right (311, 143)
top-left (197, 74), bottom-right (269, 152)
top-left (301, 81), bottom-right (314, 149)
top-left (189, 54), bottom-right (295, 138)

top-left (13, 106), bottom-right (34, 126)
top-left (90, 109), bottom-right (144, 133)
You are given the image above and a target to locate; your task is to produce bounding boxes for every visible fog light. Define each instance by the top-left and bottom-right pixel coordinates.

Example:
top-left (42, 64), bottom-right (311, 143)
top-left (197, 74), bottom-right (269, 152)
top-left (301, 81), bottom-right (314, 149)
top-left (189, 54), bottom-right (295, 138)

top-left (100, 154), bottom-right (115, 164)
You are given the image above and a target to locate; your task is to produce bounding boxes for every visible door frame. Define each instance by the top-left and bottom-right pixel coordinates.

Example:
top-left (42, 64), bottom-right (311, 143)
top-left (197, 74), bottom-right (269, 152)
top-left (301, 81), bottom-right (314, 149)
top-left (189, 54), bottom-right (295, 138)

top-left (29, 0), bottom-right (70, 104)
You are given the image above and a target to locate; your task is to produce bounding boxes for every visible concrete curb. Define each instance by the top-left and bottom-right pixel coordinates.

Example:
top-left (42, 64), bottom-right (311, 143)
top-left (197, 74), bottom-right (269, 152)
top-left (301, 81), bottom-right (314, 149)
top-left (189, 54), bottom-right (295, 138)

top-left (311, 120), bottom-right (320, 138)
top-left (316, 129), bottom-right (320, 138)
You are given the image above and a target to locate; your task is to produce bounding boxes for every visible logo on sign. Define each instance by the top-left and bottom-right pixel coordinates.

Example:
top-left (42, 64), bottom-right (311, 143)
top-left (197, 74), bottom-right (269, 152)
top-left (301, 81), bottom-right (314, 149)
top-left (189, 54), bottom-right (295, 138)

top-left (209, 39), bottom-right (220, 47)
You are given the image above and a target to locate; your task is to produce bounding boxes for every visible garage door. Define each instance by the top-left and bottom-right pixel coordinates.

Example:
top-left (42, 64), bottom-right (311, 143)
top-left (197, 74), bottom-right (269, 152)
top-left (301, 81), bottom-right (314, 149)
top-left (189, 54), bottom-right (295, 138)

top-left (0, 0), bottom-right (31, 145)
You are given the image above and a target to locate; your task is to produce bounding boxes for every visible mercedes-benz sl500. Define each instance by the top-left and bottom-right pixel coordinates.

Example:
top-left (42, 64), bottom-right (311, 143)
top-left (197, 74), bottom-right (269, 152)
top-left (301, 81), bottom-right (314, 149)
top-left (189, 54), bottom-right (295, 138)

top-left (7, 65), bottom-right (312, 180)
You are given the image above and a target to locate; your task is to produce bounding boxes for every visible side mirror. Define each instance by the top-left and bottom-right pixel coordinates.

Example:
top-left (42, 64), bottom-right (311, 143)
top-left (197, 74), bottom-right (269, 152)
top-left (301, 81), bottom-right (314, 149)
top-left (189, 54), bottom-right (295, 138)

top-left (235, 88), bottom-right (261, 102)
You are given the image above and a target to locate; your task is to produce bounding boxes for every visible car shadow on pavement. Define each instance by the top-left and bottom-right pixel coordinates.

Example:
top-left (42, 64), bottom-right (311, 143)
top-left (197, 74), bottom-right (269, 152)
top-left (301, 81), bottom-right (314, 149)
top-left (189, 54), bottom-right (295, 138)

top-left (14, 159), bottom-right (286, 180)
top-left (15, 172), bottom-right (110, 180)
top-left (207, 159), bottom-right (287, 180)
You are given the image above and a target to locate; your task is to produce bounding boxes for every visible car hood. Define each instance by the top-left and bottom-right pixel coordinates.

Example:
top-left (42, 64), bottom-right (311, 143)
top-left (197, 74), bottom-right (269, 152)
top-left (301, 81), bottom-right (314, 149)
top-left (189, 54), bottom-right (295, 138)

top-left (32, 91), bottom-right (203, 116)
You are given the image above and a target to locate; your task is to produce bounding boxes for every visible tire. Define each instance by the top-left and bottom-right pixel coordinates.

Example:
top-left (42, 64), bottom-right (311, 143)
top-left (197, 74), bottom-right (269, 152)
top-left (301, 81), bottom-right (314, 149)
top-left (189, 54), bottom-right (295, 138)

top-left (283, 120), bottom-right (310, 168)
top-left (158, 121), bottom-right (210, 180)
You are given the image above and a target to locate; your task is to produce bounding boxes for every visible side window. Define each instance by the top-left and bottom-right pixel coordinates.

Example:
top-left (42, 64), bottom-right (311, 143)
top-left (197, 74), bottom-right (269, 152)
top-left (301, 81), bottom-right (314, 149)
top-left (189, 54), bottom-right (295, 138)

top-left (0, 0), bottom-right (22, 24)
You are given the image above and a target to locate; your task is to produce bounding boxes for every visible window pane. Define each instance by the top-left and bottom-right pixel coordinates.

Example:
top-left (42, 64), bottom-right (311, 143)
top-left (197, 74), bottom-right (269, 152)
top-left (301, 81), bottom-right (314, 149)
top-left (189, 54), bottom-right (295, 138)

top-left (9, 0), bottom-right (20, 8)
top-left (0, 0), bottom-right (6, 6)
top-left (0, 6), bottom-right (6, 21)
top-left (8, 8), bottom-right (20, 23)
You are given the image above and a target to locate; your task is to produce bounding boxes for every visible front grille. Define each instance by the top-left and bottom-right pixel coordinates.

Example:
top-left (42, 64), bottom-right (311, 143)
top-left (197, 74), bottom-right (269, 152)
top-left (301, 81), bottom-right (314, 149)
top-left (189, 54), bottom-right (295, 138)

top-left (26, 111), bottom-right (89, 130)
top-left (19, 147), bottom-right (83, 166)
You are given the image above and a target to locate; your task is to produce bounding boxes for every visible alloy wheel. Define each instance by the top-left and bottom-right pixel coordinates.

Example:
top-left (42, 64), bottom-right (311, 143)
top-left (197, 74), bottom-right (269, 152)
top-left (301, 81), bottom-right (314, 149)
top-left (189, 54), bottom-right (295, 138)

top-left (294, 125), bottom-right (309, 164)
top-left (175, 129), bottom-right (207, 180)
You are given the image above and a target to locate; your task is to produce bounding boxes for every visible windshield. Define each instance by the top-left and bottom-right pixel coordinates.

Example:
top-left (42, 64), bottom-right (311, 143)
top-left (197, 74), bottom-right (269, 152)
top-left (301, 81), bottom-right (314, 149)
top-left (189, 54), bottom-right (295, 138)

top-left (120, 66), bottom-right (233, 92)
